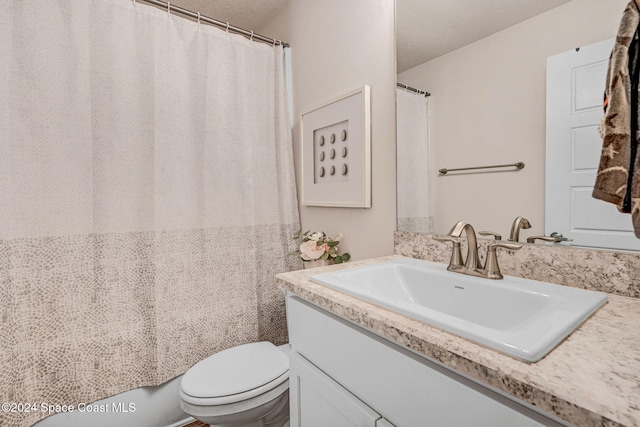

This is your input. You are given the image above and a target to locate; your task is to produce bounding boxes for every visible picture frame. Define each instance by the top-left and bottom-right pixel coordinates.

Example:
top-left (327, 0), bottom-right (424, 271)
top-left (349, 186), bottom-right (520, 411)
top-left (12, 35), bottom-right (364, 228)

top-left (300, 85), bottom-right (371, 208)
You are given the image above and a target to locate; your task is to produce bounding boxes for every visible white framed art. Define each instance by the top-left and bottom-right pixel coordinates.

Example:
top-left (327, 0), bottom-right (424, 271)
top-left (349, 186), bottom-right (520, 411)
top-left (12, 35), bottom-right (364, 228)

top-left (300, 85), bottom-right (371, 208)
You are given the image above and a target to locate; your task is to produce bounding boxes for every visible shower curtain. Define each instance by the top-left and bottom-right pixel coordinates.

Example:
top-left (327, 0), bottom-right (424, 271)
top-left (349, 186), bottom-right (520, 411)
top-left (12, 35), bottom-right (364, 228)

top-left (396, 88), bottom-right (434, 233)
top-left (0, 1), bottom-right (300, 426)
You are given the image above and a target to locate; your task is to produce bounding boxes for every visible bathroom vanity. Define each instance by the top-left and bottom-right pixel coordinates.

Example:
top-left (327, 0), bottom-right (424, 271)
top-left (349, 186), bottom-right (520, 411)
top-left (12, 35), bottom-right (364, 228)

top-left (287, 295), bottom-right (561, 426)
top-left (276, 255), bottom-right (640, 427)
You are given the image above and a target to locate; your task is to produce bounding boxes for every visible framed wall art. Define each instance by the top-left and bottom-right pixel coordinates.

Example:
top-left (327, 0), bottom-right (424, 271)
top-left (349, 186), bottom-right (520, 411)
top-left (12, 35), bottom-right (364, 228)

top-left (301, 85), bottom-right (371, 208)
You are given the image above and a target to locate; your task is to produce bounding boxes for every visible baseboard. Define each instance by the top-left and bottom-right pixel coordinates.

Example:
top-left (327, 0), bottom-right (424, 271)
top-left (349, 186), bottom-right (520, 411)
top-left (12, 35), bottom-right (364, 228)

top-left (166, 416), bottom-right (197, 427)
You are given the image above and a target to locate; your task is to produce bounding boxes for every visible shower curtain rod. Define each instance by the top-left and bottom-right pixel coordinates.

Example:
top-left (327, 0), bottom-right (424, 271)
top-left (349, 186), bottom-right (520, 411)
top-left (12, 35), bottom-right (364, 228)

top-left (397, 82), bottom-right (430, 97)
top-left (138, 0), bottom-right (289, 48)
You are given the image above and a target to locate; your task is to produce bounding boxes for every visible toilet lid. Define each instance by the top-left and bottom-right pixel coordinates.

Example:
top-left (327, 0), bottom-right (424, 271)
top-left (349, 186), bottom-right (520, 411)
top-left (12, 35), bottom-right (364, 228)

top-left (181, 341), bottom-right (288, 399)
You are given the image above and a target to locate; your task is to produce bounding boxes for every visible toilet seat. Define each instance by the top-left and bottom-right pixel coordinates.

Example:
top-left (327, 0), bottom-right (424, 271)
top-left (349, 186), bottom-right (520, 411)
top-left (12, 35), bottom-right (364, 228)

top-left (179, 341), bottom-right (289, 406)
top-left (180, 371), bottom-right (288, 406)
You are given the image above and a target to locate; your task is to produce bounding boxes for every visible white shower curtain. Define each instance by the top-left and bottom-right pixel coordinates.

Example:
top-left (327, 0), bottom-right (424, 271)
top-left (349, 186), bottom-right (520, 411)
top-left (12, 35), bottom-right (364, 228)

top-left (0, 1), bottom-right (300, 425)
top-left (396, 88), bottom-right (434, 233)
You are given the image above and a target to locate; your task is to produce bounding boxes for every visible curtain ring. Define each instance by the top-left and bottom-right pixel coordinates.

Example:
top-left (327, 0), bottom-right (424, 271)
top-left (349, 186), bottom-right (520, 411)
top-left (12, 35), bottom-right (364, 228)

top-left (225, 22), bottom-right (230, 33)
top-left (197, 12), bottom-right (201, 25)
top-left (272, 38), bottom-right (276, 47)
top-left (167, 2), bottom-right (171, 15)
top-left (250, 31), bottom-right (254, 41)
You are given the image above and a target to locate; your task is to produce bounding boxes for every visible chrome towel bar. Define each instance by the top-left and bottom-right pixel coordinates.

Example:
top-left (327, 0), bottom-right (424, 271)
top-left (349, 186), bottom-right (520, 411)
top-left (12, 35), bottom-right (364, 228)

top-left (438, 162), bottom-right (525, 175)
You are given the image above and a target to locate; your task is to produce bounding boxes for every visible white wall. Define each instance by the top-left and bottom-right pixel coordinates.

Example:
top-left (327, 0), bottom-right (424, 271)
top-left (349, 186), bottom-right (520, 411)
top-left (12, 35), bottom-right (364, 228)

top-left (398, 0), bottom-right (628, 236)
top-left (261, 0), bottom-right (397, 260)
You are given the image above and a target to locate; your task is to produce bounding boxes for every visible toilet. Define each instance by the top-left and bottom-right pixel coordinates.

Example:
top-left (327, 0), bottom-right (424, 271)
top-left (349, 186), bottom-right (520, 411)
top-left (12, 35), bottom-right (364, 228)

top-left (179, 341), bottom-right (290, 427)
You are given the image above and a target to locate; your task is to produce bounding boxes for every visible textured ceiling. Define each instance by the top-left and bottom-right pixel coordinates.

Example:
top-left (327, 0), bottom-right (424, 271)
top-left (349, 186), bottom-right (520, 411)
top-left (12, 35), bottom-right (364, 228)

top-left (156, 0), bottom-right (573, 73)
top-left (396, 0), bottom-right (573, 72)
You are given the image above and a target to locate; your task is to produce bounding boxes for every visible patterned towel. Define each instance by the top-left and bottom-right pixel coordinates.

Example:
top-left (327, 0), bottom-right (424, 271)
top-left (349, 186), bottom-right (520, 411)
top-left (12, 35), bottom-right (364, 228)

top-left (593, 0), bottom-right (640, 238)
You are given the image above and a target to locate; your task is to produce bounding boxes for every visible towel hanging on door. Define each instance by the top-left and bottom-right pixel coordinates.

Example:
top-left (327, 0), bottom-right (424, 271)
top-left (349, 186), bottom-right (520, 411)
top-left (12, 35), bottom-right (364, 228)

top-left (593, 0), bottom-right (640, 238)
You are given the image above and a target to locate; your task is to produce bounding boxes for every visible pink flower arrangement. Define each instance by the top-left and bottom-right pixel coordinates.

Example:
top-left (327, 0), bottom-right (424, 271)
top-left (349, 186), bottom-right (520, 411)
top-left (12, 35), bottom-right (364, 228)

top-left (291, 230), bottom-right (351, 264)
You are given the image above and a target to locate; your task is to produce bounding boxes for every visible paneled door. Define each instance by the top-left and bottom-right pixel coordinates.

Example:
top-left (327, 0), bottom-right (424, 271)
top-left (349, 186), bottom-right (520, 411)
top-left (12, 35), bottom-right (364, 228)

top-left (546, 38), bottom-right (640, 251)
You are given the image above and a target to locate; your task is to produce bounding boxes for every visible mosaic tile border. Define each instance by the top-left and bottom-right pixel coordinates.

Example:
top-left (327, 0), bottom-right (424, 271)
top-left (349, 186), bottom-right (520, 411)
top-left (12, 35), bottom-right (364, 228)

top-left (0, 224), bottom-right (300, 427)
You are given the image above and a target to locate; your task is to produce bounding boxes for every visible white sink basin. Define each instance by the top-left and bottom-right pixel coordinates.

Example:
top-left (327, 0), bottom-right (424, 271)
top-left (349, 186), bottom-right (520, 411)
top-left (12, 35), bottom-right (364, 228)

top-left (310, 257), bottom-right (607, 362)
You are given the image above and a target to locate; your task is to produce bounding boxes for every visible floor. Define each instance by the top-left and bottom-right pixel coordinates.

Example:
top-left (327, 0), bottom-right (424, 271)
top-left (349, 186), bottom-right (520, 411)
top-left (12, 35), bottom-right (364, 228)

top-left (182, 421), bottom-right (207, 427)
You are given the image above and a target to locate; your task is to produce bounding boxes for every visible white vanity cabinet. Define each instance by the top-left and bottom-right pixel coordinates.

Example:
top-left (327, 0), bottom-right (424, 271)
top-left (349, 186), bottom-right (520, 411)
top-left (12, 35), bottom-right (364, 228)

top-left (287, 294), bottom-right (570, 427)
top-left (290, 351), bottom-right (395, 426)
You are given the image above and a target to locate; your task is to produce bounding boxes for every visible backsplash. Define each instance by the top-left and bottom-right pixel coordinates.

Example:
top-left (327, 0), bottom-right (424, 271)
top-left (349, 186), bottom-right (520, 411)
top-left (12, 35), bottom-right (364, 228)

top-left (395, 231), bottom-right (640, 299)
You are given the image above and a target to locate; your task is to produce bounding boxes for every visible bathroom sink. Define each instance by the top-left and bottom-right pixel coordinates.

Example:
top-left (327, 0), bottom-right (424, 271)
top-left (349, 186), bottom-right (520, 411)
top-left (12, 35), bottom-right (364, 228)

top-left (310, 257), bottom-right (607, 362)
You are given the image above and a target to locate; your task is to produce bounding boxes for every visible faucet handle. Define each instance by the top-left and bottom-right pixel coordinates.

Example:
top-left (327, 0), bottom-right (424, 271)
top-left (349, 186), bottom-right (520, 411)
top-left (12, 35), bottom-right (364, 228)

top-left (433, 235), bottom-right (463, 268)
top-left (526, 235), bottom-right (556, 243)
top-left (434, 235), bottom-right (460, 243)
top-left (488, 242), bottom-right (522, 251)
top-left (478, 231), bottom-right (502, 240)
top-left (550, 232), bottom-right (572, 242)
top-left (484, 242), bottom-right (522, 279)
top-left (527, 233), bottom-right (573, 244)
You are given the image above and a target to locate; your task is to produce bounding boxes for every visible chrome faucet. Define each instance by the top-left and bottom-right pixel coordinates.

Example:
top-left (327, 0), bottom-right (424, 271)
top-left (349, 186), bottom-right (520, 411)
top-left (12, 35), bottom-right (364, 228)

top-left (509, 216), bottom-right (531, 242)
top-left (435, 220), bottom-right (521, 280)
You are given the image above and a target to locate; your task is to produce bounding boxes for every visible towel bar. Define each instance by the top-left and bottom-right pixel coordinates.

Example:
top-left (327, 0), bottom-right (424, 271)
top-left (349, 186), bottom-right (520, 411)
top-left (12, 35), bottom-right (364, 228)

top-left (439, 162), bottom-right (525, 175)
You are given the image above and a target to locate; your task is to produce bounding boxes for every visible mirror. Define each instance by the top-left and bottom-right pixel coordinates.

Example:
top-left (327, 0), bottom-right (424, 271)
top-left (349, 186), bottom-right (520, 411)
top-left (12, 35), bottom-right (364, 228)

top-left (395, 0), bottom-right (637, 251)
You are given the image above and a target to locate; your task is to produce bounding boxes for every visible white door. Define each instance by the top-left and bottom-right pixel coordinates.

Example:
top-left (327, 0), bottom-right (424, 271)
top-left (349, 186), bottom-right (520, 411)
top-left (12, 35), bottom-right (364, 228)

top-left (546, 38), bottom-right (640, 251)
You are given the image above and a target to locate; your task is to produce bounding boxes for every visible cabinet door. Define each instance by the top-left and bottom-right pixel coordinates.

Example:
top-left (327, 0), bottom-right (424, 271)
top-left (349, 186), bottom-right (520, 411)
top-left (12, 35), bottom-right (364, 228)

top-left (376, 419), bottom-right (396, 427)
top-left (289, 351), bottom-right (380, 427)
top-left (288, 296), bottom-right (562, 427)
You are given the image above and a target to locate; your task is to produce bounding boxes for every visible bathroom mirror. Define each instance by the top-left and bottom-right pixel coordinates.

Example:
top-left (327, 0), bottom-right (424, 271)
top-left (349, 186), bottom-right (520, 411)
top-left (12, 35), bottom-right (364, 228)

top-left (395, 0), bottom-right (640, 251)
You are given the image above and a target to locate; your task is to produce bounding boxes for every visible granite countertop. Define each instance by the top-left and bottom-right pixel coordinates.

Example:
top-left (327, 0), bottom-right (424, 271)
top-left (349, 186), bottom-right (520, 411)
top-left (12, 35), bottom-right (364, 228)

top-left (276, 255), bottom-right (640, 427)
